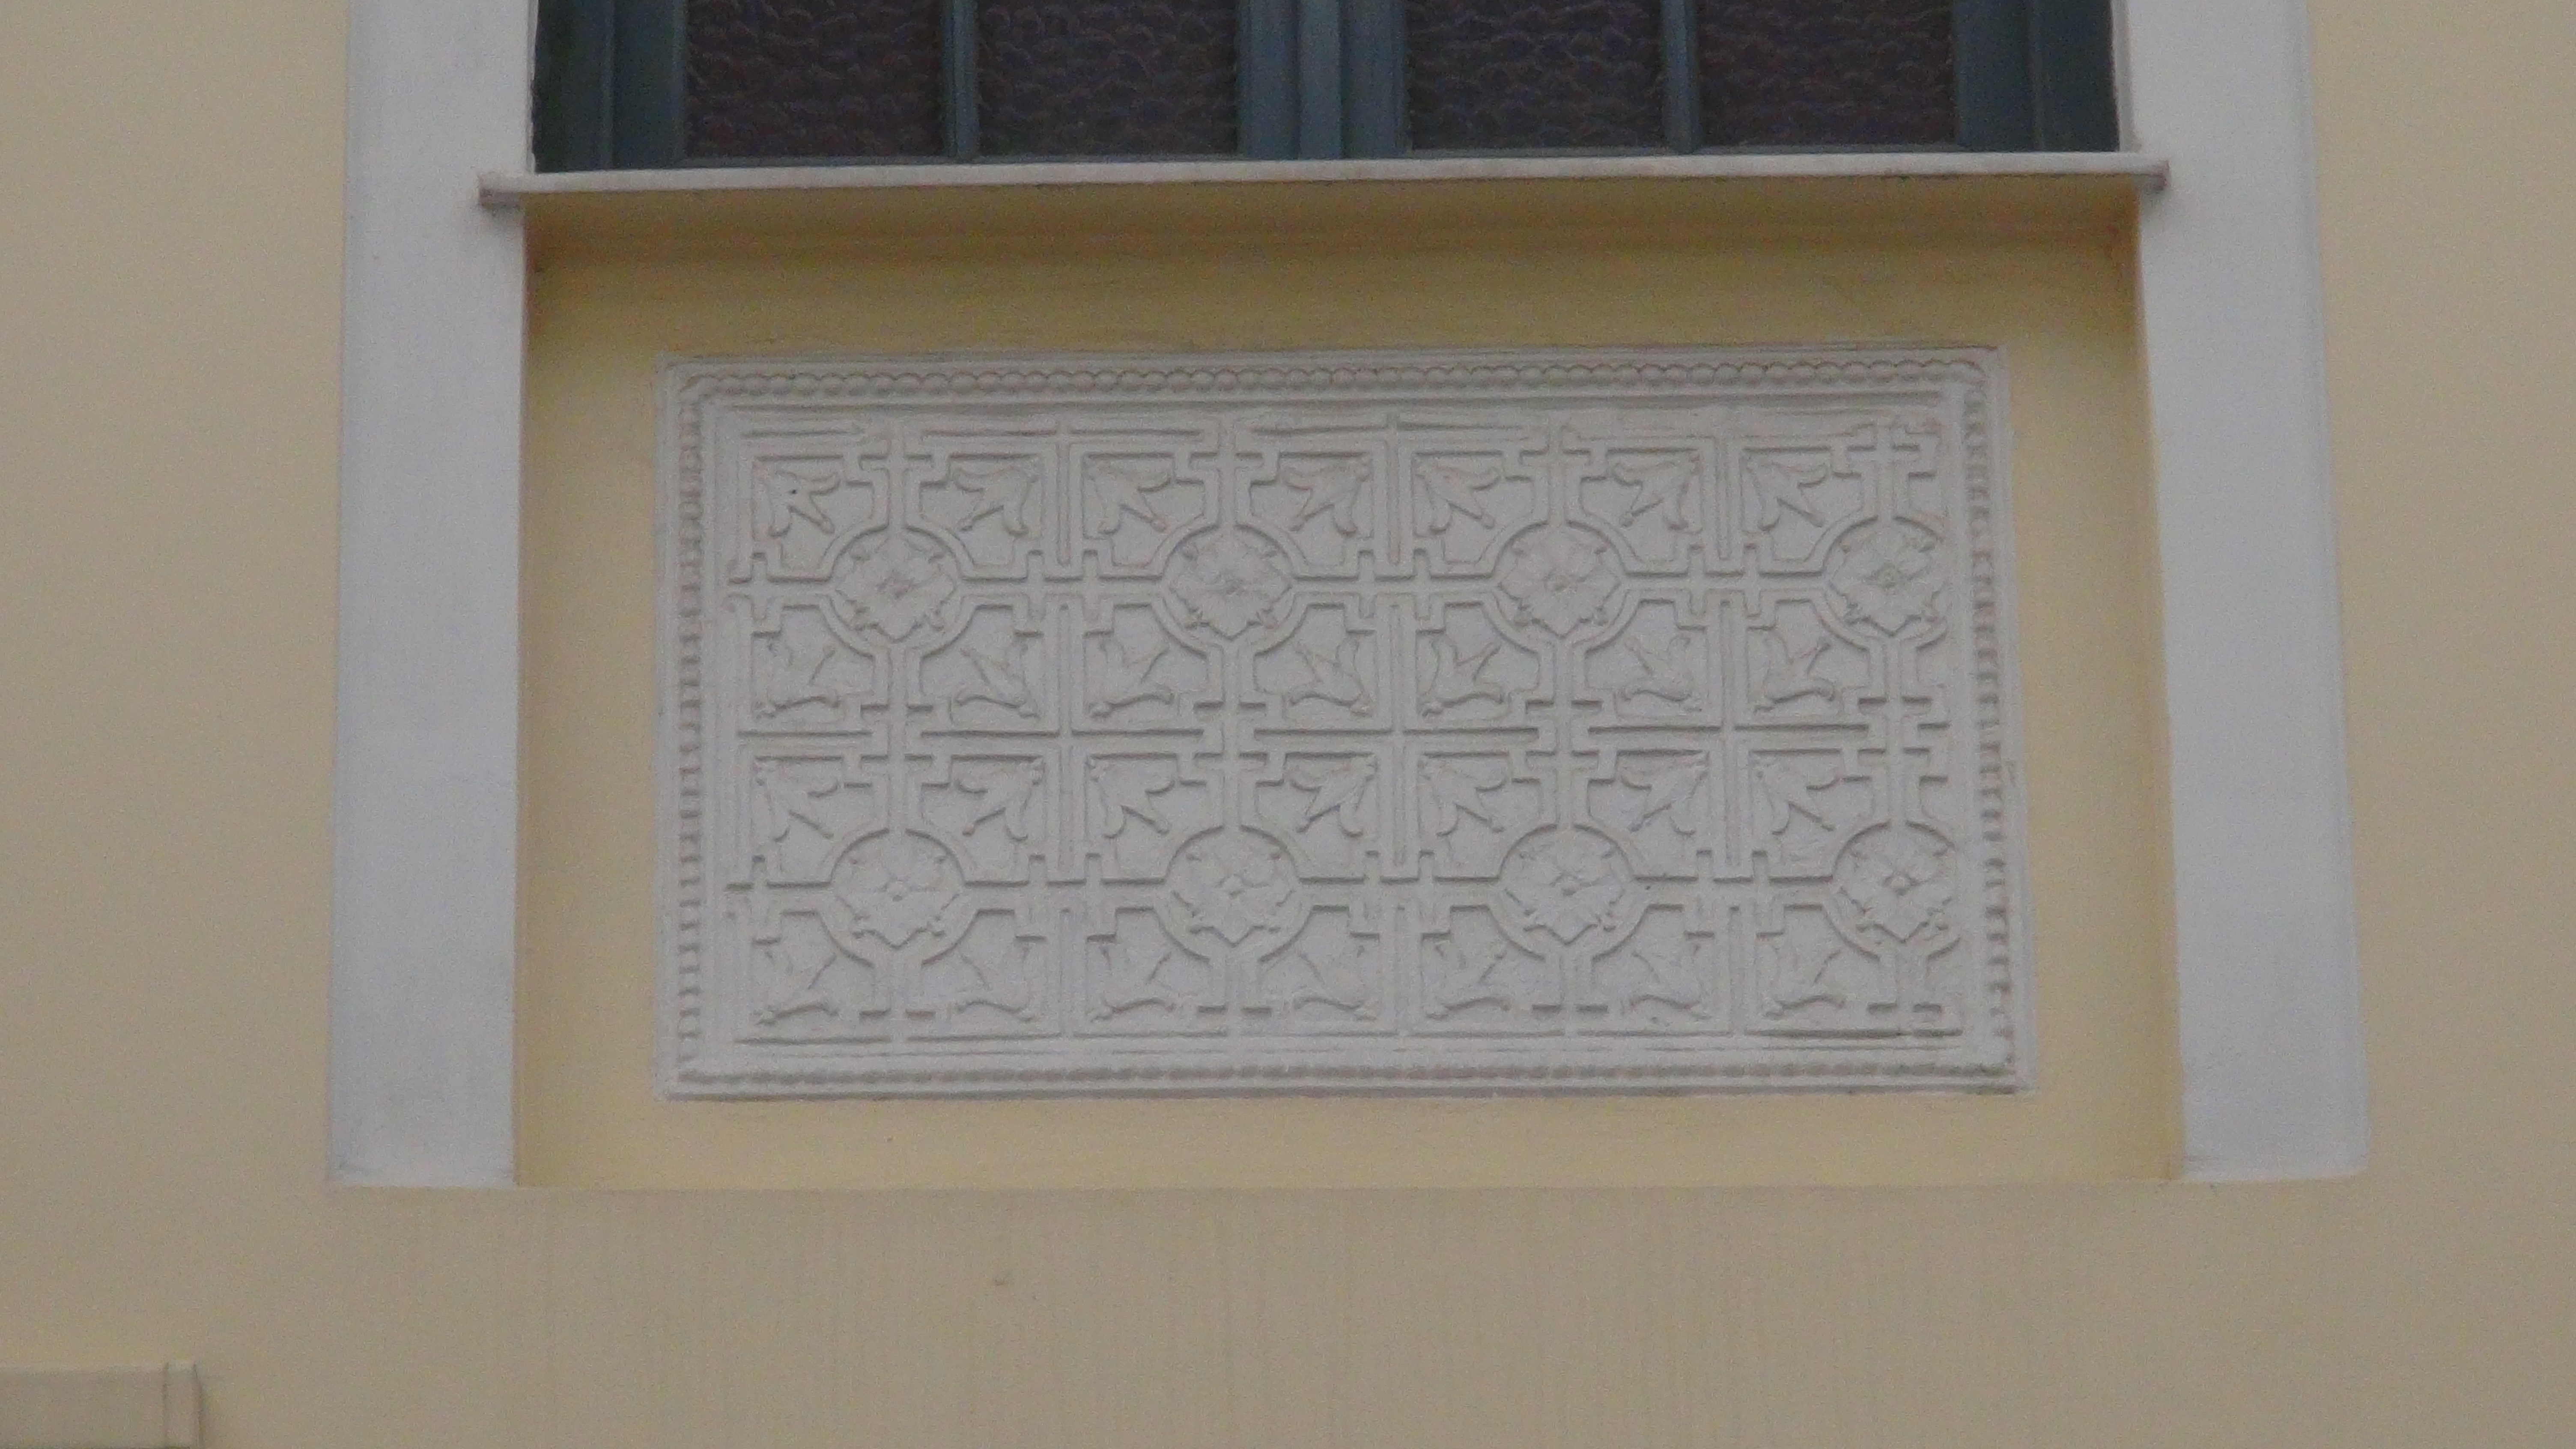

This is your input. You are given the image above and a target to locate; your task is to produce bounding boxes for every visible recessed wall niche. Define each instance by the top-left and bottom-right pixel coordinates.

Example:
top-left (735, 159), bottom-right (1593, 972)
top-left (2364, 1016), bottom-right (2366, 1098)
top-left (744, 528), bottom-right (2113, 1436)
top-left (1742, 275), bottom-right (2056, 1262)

top-left (657, 347), bottom-right (2032, 1098)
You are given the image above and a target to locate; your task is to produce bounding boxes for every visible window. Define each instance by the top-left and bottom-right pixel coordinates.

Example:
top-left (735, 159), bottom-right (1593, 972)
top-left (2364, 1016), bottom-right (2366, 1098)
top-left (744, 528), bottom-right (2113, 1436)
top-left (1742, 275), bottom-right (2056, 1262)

top-left (533, 0), bottom-right (2117, 170)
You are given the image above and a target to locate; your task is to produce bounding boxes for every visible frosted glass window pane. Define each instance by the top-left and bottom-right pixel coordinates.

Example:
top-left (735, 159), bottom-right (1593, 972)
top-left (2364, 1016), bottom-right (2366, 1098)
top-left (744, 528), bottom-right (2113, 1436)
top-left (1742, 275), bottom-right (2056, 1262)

top-left (686, 0), bottom-right (947, 160)
top-left (1700, 0), bottom-right (1957, 147)
top-left (977, 0), bottom-right (1241, 157)
top-left (1406, 0), bottom-right (1667, 152)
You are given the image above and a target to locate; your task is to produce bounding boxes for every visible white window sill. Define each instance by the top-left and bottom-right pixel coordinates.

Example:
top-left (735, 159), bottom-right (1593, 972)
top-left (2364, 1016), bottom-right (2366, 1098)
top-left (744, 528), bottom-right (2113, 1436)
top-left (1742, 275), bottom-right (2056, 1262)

top-left (477, 149), bottom-right (2168, 206)
top-left (485, 151), bottom-right (2162, 262)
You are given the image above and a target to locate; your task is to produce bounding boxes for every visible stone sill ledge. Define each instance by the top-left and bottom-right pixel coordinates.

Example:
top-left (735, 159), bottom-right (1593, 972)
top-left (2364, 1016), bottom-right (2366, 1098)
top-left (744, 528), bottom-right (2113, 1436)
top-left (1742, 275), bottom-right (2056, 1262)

top-left (482, 151), bottom-right (2168, 205)
top-left (489, 153), bottom-right (2165, 262)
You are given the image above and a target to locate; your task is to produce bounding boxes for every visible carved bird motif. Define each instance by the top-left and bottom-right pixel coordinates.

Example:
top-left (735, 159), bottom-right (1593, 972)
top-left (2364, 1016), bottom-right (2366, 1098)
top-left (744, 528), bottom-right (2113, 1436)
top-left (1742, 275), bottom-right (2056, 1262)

top-left (1085, 457), bottom-right (1178, 537)
top-left (754, 634), bottom-right (840, 717)
top-left (1618, 754), bottom-right (1710, 836)
top-left (1420, 632), bottom-right (1509, 716)
top-left (1088, 759), bottom-right (1177, 838)
top-left (1279, 457), bottom-right (1368, 535)
top-left (1767, 933), bottom-right (1851, 1013)
top-left (949, 639), bottom-right (1039, 719)
top-left (957, 759), bottom-right (1044, 843)
top-left (1413, 457), bottom-right (1502, 533)
top-left (1752, 757), bottom-right (1840, 840)
top-left (939, 939), bottom-right (1042, 1021)
top-left (1612, 455), bottom-right (1699, 531)
top-left (1750, 455), bottom-right (1833, 530)
top-left (1283, 634), bottom-right (1373, 713)
top-left (750, 759), bottom-right (838, 872)
top-left (1601, 939), bottom-right (1707, 1016)
top-left (945, 457), bottom-right (1041, 537)
top-left (760, 464), bottom-right (838, 539)
top-left (752, 937), bottom-right (839, 1026)
top-left (1753, 628), bottom-right (1840, 707)
top-left (1096, 938), bottom-right (1184, 1016)
top-left (1269, 938), bottom-right (1372, 1014)
top-left (1089, 634), bottom-right (1180, 717)
top-left (1613, 632), bottom-right (1699, 707)
top-left (1424, 933), bottom-right (1518, 1017)
top-left (1419, 757), bottom-right (1508, 841)
top-left (1290, 755), bottom-right (1377, 835)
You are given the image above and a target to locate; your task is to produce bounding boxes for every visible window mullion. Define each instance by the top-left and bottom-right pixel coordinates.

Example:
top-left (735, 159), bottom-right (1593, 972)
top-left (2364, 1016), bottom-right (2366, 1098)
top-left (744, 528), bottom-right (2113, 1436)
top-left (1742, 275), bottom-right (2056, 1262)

top-left (1294, 0), bottom-right (1346, 158)
top-left (2029, 0), bottom-right (2117, 150)
top-left (608, 0), bottom-right (685, 166)
top-left (1243, 0), bottom-right (1302, 159)
top-left (942, 0), bottom-right (979, 160)
top-left (1661, 0), bottom-right (1702, 152)
top-left (533, 0), bottom-right (614, 171)
top-left (1339, 0), bottom-right (1404, 157)
top-left (1955, 0), bottom-right (2037, 149)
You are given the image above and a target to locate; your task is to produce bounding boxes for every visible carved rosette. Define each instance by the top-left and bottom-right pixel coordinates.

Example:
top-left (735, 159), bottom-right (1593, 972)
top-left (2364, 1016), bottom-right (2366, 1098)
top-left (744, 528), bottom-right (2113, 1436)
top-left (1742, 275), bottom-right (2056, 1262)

top-left (822, 832), bottom-right (971, 956)
top-left (1495, 523), bottom-right (1625, 638)
top-left (830, 528), bottom-right (962, 642)
top-left (1825, 522), bottom-right (1945, 636)
top-left (1163, 528), bottom-right (1296, 640)
top-left (1166, 831), bottom-right (1306, 954)
top-left (1829, 824), bottom-right (1959, 946)
top-left (1497, 828), bottom-right (1644, 952)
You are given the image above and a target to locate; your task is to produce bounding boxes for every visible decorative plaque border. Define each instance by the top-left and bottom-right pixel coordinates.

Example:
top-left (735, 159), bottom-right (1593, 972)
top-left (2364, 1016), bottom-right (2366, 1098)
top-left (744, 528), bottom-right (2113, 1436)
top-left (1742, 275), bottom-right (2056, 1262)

top-left (658, 347), bottom-right (2031, 1097)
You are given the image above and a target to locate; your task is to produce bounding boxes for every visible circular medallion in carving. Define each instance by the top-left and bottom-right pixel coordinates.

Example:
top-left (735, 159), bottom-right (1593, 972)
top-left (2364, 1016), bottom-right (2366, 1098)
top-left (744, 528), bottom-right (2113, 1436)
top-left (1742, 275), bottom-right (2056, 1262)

top-left (1496, 827), bottom-right (1643, 951)
top-left (1828, 823), bottom-right (1958, 945)
top-left (830, 528), bottom-right (962, 643)
top-left (1825, 521), bottom-right (1945, 636)
top-left (1495, 524), bottom-right (1625, 639)
top-left (1166, 830), bottom-right (1306, 951)
top-left (1163, 529), bottom-right (1296, 641)
top-left (823, 832), bottom-right (971, 954)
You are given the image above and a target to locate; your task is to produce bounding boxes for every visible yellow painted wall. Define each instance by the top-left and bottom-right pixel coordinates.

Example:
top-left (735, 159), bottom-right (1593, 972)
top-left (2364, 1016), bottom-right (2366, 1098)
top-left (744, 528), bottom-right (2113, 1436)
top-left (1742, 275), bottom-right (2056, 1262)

top-left (3, 0), bottom-right (2572, 1443)
top-left (519, 220), bottom-right (2173, 1190)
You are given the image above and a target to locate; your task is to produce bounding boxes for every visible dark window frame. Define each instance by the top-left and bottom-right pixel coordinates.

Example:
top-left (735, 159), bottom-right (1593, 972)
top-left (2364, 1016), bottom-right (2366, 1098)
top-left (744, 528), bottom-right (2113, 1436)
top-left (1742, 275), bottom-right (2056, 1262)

top-left (535, 0), bottom-right (2117, 171)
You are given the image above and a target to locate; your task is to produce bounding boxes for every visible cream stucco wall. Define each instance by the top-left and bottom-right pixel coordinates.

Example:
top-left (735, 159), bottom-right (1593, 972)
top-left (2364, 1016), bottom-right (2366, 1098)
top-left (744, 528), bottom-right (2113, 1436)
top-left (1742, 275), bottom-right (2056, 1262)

top-left (517, 216), bottom-right (2174, 1189)
top-left (3, 0), bottom-right (2573, 1443)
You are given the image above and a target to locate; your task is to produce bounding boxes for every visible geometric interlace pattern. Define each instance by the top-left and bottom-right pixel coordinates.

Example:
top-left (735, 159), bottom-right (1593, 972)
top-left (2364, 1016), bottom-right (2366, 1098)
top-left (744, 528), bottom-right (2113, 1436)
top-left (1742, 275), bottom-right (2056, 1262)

top-left (659, 349), bottom-right (2030, 1095)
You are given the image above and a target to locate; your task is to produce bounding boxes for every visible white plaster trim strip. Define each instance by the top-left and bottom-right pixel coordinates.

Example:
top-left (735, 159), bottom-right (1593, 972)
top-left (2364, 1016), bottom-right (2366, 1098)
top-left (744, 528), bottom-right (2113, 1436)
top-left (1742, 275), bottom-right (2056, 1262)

top-left (0, 1364), bottom-right (200, 1449)
top-left (2129, 0), bottom-right (2370, 1178)
top-left (479, 150), bottom-right (2169, 206)
top-left (330, 0), bottom-right (530, 1186)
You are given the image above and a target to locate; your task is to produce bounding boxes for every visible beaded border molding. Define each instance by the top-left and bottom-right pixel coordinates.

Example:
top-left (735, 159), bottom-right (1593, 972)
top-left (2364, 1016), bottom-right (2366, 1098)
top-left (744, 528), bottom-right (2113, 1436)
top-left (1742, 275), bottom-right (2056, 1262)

top-left (657, 346), bottom-right (2032, 1097)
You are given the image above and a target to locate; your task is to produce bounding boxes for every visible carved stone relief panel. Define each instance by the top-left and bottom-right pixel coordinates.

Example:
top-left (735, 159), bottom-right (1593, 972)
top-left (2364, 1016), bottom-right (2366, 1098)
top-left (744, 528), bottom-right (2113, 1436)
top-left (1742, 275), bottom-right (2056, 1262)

top-left (659, 348), bottom-right (2032, 1096)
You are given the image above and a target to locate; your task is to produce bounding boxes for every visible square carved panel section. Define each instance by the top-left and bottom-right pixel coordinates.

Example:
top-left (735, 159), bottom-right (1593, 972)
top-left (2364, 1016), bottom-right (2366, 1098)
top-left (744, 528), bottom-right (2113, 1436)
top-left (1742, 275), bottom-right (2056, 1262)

top-left (659, 348), bottom-right (2032, 1097)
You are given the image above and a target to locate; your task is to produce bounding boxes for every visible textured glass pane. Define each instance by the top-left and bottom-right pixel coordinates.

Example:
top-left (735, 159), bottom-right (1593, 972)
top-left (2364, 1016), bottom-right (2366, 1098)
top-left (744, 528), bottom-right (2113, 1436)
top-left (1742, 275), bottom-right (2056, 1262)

top-left (977, 0), bottom-right (1240, 157)
top-left (1699, 0), bottom-right (1956, 147)
top-left (686, 0), bottom-right (945, 161)
top-left (1406, 0), bottom-right (1666, 152)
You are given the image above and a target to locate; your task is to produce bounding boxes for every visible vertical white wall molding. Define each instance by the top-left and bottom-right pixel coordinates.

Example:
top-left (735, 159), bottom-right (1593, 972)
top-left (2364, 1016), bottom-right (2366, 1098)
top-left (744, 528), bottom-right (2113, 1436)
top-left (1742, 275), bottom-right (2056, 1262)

top-left (331, 0), bottom-right (531, 1185)
top-left (2128, 0), bottom-right (2370, 1178)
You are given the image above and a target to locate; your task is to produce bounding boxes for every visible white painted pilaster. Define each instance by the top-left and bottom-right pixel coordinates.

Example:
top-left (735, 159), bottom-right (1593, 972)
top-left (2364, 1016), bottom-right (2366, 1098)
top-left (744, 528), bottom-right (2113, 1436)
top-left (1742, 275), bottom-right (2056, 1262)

top-left (2128, 0), bottom-right (2370, 1178)
top-left (330, 0), bottom-right (531, 1186)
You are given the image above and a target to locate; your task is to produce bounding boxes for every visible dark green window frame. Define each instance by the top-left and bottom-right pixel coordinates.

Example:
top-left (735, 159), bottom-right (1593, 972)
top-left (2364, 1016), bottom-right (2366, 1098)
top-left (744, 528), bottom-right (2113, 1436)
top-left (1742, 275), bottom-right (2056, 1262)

top-left (535, 0), bottom-right (2118, 171)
